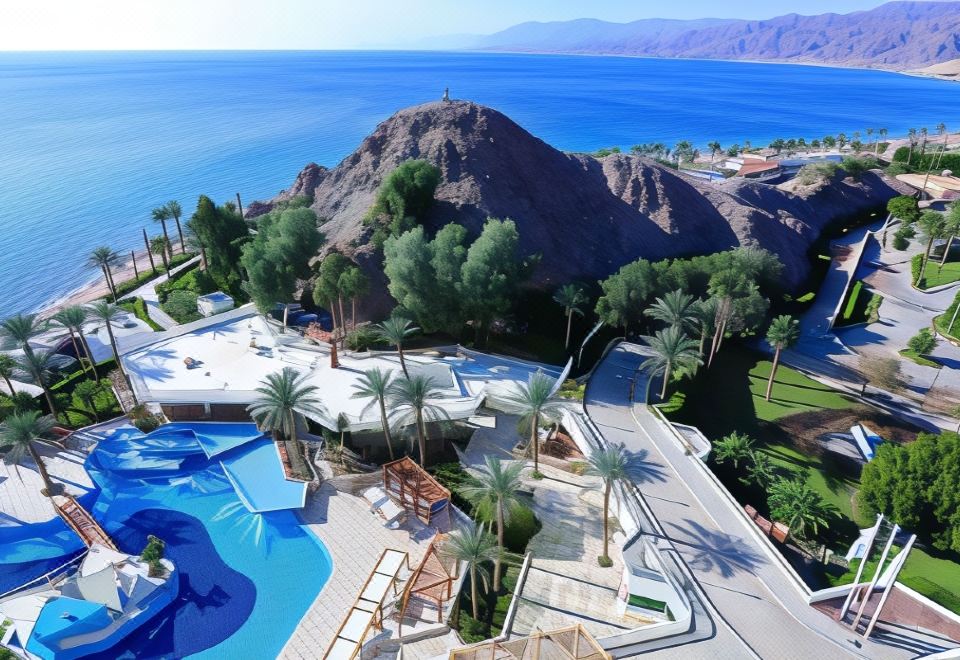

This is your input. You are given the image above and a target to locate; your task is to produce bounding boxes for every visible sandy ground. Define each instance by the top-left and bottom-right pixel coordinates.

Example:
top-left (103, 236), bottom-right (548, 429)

top-left (37, 247), bottom-right (159, 319)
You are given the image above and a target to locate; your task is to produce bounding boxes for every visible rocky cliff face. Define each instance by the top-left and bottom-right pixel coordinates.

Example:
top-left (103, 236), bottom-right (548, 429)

top-left (252, 100), bottom-right (909, 314)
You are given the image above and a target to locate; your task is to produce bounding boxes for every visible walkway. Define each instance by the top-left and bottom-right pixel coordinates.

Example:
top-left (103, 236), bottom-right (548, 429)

top-left (0, 443), bottom-right (94, 525)
top-left (584, 342), bottom-right (925, 660)
top-left (128, 255), bottom-right (199, 329)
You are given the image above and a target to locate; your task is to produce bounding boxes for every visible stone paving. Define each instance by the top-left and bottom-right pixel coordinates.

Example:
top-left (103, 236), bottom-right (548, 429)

top-left (281, 482), bottom-right (435, 660)
top-left (0, 442), bottom-right (94, 525)
top-left (510, 464), bottom-right (630, 640)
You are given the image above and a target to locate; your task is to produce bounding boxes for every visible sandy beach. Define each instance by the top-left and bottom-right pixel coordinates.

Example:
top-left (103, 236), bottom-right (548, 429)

top-left (37, 247), bottom-right (159, 319)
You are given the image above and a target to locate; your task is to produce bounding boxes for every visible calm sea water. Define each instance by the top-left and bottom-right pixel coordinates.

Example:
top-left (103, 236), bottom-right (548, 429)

top-left (1, 50), bottom-right (959, 315)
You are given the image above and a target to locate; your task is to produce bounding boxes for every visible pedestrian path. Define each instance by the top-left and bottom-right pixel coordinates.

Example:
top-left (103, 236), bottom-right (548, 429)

top-left (128, 255), bottom-right (199, 330)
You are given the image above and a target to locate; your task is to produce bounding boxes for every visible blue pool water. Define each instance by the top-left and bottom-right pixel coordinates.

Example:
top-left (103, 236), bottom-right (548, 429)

top-left (2, 51), bottom-right (960, 315)
top-left (0, 424), bottom-right (332, 659)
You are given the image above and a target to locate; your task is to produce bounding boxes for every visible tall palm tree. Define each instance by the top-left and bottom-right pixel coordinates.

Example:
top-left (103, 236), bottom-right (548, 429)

top-left (0, 313), bottom-right (48, 359)
top-left (166, 200), bottom-right (186, 254)
top-left (0, 410), bottom-right (58, 495)
top-left (693, 298), bottom-right (718, 358)
top-left (712, 431), bottom-right (755, 469)
top-left (640, 326), bottom-right (701, 401)
top-left (387, 374), bottom-right (446, 467)
top-left (0, 353), bottom-right (17, 395)
top-left (708, 141), bottom-right (722, 163)
top-left (461, 456), bottom-right (525, 591)
top-left (644, 289), bottom-right (699, 334)
top-left (441, 524), bottom-right (499, 620)
top-left (764, 315), bottom-right (800, 401)
top-left (86, 301), bottom-right (128, 387)
top-left (150, 235), bottom-right (171, 275)
top-left (374, 315), bottom-right (419, 379)
top-left (88, 246), bottom-right (122, 302)
top-left (351, 367), bottom-right (397, 461)
top-left (17, 349), bottom-right (60, 420)
top-left (51, 306), bottom-right (96, 378)
top-left (768, 478), bottom-right (836, 541)
top-left (247, 367), bottom-right (327, 478)
top-left (553, 283), bottom-right (588, 350)
top-left (917, 211), bottom-right (947, 284)
top-left (878, 128), bottom-right (888, 155)
top-left (585, 442), bottom-right (645, 566)
top-left (942, 203), bottom-right (960, 267)
top-left (151, 205), bottom-right (174, 261)
top-left (907, 128), bottom-right (918, 164)
top-left (502, 372), bottom-right (564, 474)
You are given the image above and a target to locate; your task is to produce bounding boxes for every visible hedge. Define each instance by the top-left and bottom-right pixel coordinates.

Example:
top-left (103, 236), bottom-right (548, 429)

top-left (111, 252), bottom-right (194, 299)
top-left (912, 254), bottom-right (924, 287)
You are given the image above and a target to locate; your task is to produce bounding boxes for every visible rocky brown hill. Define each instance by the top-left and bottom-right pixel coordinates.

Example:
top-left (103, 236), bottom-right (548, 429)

top-left (464, 2), bottom-right (960, 70)
top-left (252, 100), bottom-right (909, 314)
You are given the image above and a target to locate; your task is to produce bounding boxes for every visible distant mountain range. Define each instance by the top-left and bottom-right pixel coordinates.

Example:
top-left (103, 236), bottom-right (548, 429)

top-left (426, 1), bottom-right (960, 71)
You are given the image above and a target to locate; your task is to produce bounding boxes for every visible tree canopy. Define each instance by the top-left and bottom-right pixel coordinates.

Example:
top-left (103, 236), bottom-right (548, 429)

top-left (241, 207), bottom-right (323, 313)
top-left (188, 195), bottom-right (250, 296)
top-left (366, 160), bottom-right (441, 241)
top-left (459, 218), bottom-right (522, 338)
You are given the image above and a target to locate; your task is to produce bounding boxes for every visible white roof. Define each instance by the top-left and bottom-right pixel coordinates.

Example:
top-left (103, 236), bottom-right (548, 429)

top-left (0, 593), bottom-right (49, 647)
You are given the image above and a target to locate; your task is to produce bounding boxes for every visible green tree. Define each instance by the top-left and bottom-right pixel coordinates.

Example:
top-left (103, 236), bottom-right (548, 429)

top-left (644, 289), bottom-right (699, 334)
top-left (918, 211), bottom-right (947, 284)
top-left (595, 259), bottom-right (657, 331)
top-left (907, 328), bottom-right (937, 355)
top-left (86, 301), bottom-right (129, 386)
top-left (939, 202), bottom-right (960, 267)
top-left (712, 432), bottom-right (755, 469)
top-left (166, 200), bottom-right (186, 254)
top-left (640, 326), bottom-right (701, 401)
top-left (187, 195), bottom-right (249, 295)
top-left (338, 266), bottom-right (370, 330)
top-left (0, 313), bottom-right (47, 359)
top-left (87, 247), bottom-right (122, 302)
top-left (768, 478), bottom-right (836, 541)
top-left (553, 284), bottom-right (588, 350)
top-left (5, 390), bottom-right (37, 414)
top-left (585, 442), bottom-right (647, 566)
top-left (241, 207), bottom-right (323, 315)
top-left (51, 306), bottom-right (97, 379)
top-left (72, 379), bottom-right (105, 423)
top-left (886, 195), bottom-right (920, 224)
top-left (461, 456), bottom-right (525, 590)
top-left (0, 410), bottom-right (58, 495)
top-left (313, 252), bottom-right (351, 341)
top-left (246, 367), bottom-right (327, 480)
top-left (350, 367), bottom-right (397, 461)
top-left (151, 235), bottom-right (171, 275)
top-left (17, 349), bottom-right (60, 420)
top-left (764, 315), bottom-right (800, 401)
top-left (0, 353), bottom-right (17, 394)
top-left (374, 315), bottom-right (419, 379)
top-left (387, 374), bottom-right (446, 466)
top-left (367, 160), bottom-right (441, 238)
top-left (442, 524), bottom-right (499, 620)
top-left (501, 372), bottom-right (564, 474)
top-left (151, 205), bottom-right (174, 261)
top-left (459, 218), bottom-right (522, 344)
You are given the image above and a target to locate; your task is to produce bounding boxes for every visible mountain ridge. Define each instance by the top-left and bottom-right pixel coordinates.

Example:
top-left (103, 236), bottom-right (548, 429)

top-left (440, 2), bottom-right (960, 71)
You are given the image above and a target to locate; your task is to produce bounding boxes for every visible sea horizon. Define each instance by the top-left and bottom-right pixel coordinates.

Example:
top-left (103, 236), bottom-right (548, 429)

top-left (2, 49), bottom-right (959, 315)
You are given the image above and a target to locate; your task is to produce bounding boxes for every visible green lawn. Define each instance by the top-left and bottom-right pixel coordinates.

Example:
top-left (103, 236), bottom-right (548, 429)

top-left (899, 349), bottom-right (941, 368)
top-left (919, 261), bottom-right (960, 289)
top-left (760, 442), bottom-right (863, 523)
top-left (748, 358), bottom-right (855, 422)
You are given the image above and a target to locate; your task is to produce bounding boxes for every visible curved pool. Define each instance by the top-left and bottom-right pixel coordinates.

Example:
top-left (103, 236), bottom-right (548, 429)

top-left (0, 424), bottom-right (332, 659)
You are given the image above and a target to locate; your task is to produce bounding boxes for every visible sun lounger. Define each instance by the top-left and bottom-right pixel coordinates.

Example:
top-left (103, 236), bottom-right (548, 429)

top-left (362, 486), bottom-right (406, 527)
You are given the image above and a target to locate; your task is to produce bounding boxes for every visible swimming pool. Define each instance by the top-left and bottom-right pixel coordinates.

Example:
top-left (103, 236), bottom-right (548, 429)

top-left (0, 424), bottom-right (332, 659)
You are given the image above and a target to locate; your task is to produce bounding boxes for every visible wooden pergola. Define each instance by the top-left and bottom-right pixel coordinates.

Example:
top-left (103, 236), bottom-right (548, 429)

top-left (448, 624), bottom-right (611, 660)
top-left (398, 532), bottom-right (458, 632)
top-left (382, 456), bottom-right (452, 527)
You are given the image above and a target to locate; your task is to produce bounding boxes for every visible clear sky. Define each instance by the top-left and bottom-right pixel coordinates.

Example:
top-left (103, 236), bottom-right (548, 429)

top-left (0, 0), bottom-right (920, 50)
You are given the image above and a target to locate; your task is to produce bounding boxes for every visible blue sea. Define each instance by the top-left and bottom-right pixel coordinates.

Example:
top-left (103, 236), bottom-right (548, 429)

top-left (2, 50), bottom-right (959, 315)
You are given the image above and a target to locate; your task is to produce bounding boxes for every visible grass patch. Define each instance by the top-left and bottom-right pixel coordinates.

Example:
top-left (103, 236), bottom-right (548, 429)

top-left (748, 356), bottom-right (855, 423)
top-left (899, 349), bottom-right (940, 368)
top-left (110, 252), bottom-right (194, 300)
top-left (835, 281), bottom-right (882, 327)
top-left (917, 260), bottom-right (960, 290)
top-left (119, 297), bottom-right (163, 331)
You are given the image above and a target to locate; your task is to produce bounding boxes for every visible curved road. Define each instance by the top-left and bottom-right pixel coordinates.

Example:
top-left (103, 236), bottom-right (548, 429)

top-left (585, 342), bottom-right (933, 659)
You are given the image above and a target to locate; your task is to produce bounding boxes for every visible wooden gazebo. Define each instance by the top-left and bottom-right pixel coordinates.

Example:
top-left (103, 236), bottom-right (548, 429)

top-left (382, 456), bottom-right (451, 527)
top-left (398, 532), bottom-right (458, 632)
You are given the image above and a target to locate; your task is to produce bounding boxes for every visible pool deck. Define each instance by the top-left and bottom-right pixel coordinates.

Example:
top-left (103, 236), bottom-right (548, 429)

top-left (0, 442), bottom-right (94, 526)
top-left (281, 483), bottom-right (435, 659)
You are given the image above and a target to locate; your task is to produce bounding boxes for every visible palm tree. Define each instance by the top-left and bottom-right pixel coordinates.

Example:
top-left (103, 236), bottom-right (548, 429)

top-left (502, 372), bottom-right (564, 474)
top-left (741, 450), bottom-right (777, 488)
top-left (51, 306), bottom-right (96, 379)
top-left (764, 315), bottom-right (800, 401)
top-left (461, 456), bottom-right (525, 591)
top-left (441, 524), bottom-right (499, 620)
top-left (0, 410), bottom-right (58, 495)
top-left (768, 478), bottom-right (836, 541)
top-left (712, 431), bottom-right (755, 469)
top-left (351, 367), bottom-right (397, 461)
top-left (553, 284), bottom-right (588, 350)
top-left (0, 353), bottom-right (17, 395)
top-left (374, 315), bottom-right (419, 378)
top-left (17, 349), bottom-right (60, 420)
top-left (86, 301), bottom-right (129, 387)
top-left (640, 326), bottom-right (701, 401)
top-left (247, 367), bottom-right (327, 478)
top-left (917, 211), bottom-right (947, 283)
top-left (586, 442), bottom-right (646, 566)
top-left (387, 374), bottom-right (446, 466)
top-left (878, 128), bottom-right (888, 155)
top-left (708, 141), bottom-right (722, 163)
top-left (692, 298), bottom-right (718, 357)
top-left (166, 200), bottom-right (186, 254)
top-left (150, 235), bottom-right (171, 275)
top-left (0, 313), bottom-right (47, 359)
top-left (87, 246), bottom-right (122, 302)
top-left (6, 390), bottom-right (37, 414)
top-left (644, 289), bottom-right (699, 334)
top-left (942, 203), bottom-right (960, 267)
top-left (151, 205), bottom-right (174, 261)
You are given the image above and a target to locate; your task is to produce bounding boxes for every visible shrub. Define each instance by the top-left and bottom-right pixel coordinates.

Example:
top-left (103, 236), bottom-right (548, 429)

top-left (475, 501), bottom-right (541, 553)
top-left (907, 328), bottom-right (937, 355)
top-left (886, 161), bottom-right (910, 177)
top-left (892, 232), bottom-right (910, 251)
top-left (558, 378), bottom-right (585, 400)
top-left (892, 146), bottom-right (911, 162)
top-left (797, 161), bottom-right (840, 185)
top-left (346, 326), bottom-right (378, 352)
top-left (156, 265), bottom-right (216, 304)
top-left (841, 156), bottom-right (878, 180)
top-left (140, 534), bottom-right (166, 577)
top-left (162, 291), bottom-right (201, 324)
top-left (912, 254), bottom-right (924, 286)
